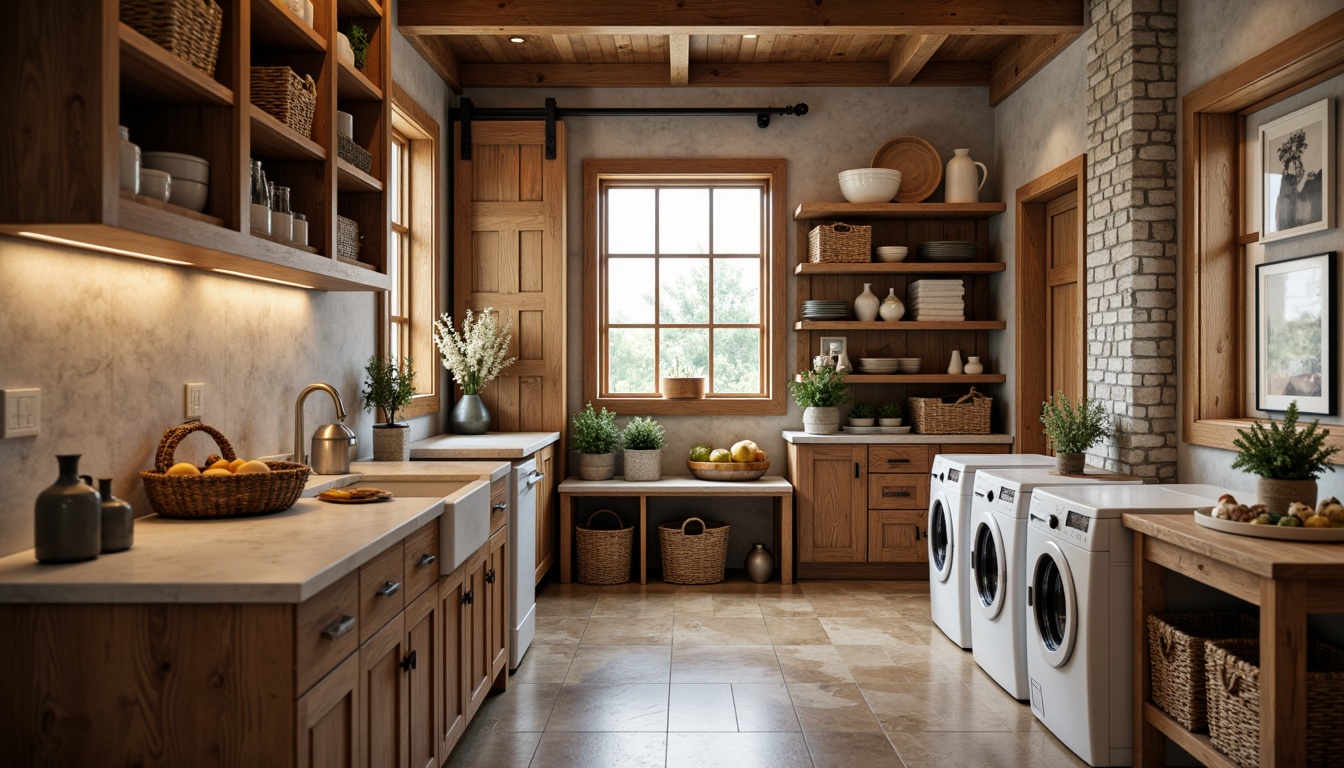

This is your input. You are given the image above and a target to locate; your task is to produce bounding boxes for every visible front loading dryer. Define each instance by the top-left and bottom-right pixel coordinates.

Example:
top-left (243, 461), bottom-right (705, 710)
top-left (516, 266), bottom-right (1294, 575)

top-left (927, 453), bottom-right (1056, 649)
top-left (1024, 484), bottom-right (1228, 766)
top-left (967, 468), bottom-right (1142, 700)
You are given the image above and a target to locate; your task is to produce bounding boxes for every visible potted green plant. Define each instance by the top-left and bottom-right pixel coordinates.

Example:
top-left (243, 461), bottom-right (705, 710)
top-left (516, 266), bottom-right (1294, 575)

top-left (877, 401), bottom-right (903, 427)
top-left (344, 22), bottom-right (369, 70)
top-left (660, 358), bottom-right (706, 400)
top-left (571, 402), bottom-right (622, 480)
top-left (433, 307), bottom-right (516, 434)
top-left (622, 416), bottom-right (666, 482)
top-left (790, 356), bottom-right (852, 435)
top-left (362, 355), bottom-right (416, 461)
top-left (1040, 391), bottom-right (1111, 475)
top-left (849, 401), bottom-right (876, 427)
top-left (1232, 401), bottom-right (1340, 512)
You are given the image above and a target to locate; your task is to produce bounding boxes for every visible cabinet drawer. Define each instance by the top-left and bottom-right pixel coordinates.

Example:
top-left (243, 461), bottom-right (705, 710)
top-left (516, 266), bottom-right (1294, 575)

top-left (295, 571), bottom-right (360, 695)
top-left (403, 518), bottom-right (440, 601)
top-left (490, 477), bottom-right (508, 533)
top-left (359, 540), bottom-right (405, 644)
top-left (868, 445), bottom-right (933, 474)
top-left (868, 474), bottom-right (930, 509)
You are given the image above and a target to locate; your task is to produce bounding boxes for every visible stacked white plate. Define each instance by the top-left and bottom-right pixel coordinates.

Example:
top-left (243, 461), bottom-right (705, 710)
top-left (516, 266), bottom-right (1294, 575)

top-left (802, 300), bottom-right (848, 320)
top-left (915, 241), bottom-right (977, 262)
top-left (897, 358), bottom-right (921, 373)
top-left (876, 246), bottom-right (909, 263)
top-left (856, 357), bottom-right (899, 374)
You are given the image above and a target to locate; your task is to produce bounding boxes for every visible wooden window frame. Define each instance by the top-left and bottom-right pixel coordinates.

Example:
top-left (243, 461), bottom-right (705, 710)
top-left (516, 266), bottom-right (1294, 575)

top-left (1182, 10), bottom-right (1344, 456)
top-left (383, 82), bottom-right (440, 421)
top-left (582, 158), bottom-right (788, 416)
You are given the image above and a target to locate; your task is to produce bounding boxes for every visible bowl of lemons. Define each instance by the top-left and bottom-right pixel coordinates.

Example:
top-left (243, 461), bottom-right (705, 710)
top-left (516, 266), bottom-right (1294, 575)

top-left (687, 440), bottom-right (770, 481)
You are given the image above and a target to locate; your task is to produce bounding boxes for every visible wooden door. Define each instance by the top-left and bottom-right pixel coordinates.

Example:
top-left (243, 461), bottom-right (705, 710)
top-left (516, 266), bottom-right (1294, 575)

top-left (360, 613), bottom-right (408, 768)
top-left (405, 589), bottom-right (438, 768)
top-left (1045, 194), bottom-right (1083, 406)
top-left (297, 653), bottom-right (361, 768)
top-left (534, 443), bottom-right (558, 584)
top-left (868, 509), bottom-right (930, 562)
top-left (454, 122), bottom-right (567, 451)
top-left (436, 566), bottom-right (467, 761)
top-left (793, 444), bottom-right (867, 562)
top-left (485, 527), bottom-right (509, 680)
top-left (463, 550), bottom-right (490, 717)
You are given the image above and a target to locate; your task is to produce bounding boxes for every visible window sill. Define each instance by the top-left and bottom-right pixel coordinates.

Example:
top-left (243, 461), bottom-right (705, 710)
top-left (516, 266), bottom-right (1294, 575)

top-left (400, 394), bottom-right (441, 420)
top-left (591, 395), bottom-right (787, 416)
top-left (1185, 418), bottom-right (1344, 463)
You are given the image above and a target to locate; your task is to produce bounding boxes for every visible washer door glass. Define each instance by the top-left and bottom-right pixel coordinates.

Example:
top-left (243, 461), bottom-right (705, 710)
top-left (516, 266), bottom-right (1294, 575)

top-left (1032, 541), bottom-right (1077, 667)
top-left (929, 495), bottom-right (954, 583)
top-left (972, 516), bottom-right (1006, 620)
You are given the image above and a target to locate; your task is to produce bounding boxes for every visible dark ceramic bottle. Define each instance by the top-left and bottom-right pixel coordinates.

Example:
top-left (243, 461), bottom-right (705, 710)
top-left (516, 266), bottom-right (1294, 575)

top-left (98, 478), bottom-right (134, 553)
top-left (34, 455), bottom-right (101, 563)
top-left (744, 543), bottom-right (776, 584)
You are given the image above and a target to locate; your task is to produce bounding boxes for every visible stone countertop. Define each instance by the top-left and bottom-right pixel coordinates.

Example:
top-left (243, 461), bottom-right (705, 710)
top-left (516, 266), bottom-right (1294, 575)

top-left (410, 432), bottom-right (561, 459)
top-left (782, 431), bottom-right (1015, 445)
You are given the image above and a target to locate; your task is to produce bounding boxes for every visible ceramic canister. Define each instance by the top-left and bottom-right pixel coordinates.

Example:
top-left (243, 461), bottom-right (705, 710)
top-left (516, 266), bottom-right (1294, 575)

top-left (34, 455), bottom-right (101, 563)
top-left (945, 149), bottom-right (989, 203)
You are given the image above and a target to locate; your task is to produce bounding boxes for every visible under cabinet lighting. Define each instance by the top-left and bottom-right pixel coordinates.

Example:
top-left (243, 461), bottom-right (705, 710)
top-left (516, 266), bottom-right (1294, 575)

top-left (509, 36), bottom-right (526, 43)
top-left (743, 34), bottom-right (759, 39)
top-left (17, 231), bottom-right (193, 265)
top-left (211, 268), bottom-right (314, 290)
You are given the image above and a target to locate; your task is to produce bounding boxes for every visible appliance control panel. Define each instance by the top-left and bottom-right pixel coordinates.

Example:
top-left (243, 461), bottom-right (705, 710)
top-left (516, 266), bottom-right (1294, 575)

top-left (1028, 494), bottom-right (1093, 547)
top-left (972, 471), bottom-right (1021, 515)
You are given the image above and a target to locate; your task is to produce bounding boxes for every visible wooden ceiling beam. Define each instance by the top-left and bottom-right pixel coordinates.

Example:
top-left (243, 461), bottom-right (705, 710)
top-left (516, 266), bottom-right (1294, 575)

top-left (461, 62), bottom-right (672, 88)
top-left (988, 32), bottom-right (1079, 106)
top-left (400, 0), bottom-right (1086, 37)
top-left (887, 34), bottom-right (947, 85)
top-left (670, 34), bottom-right (690, 86)
top-left (458, 61), bottom-right (988, 88)
top-left (404, 34), bottom-right (463, 93)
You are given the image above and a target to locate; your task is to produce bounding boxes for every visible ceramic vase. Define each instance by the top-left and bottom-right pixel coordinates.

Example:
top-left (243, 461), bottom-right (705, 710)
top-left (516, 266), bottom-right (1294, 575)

top-left (854, 283), bottom-right (880, 322)
top-left (1258, 477), bottom-right (1317, 514)
top-left (578, 452), bottom-right (616, 481)
top-left (802, 406), bottom-right (840, 435)
top-left (624, 448), bottom-right (662, 482)
top-left (745, 543), bottom-right (776, 584)
top-left (879, 288), bottom-right (905, 321)
top-left (35, 455), bottom-right (101, 564)
top-left (372, 424), bottom-right (411, 461)
top-left (945, 148), bottom-right (988, 203)
top-left (98, 478), bottom-right (134, 553)
top-left (964, 356), bottom-right (984, 375)
top-left (947, 350), bottom-right (964, 375)
top-left (451, 394), bottom-right (491, 435)
top-left (1056, 453), bottom-right (1086, 475)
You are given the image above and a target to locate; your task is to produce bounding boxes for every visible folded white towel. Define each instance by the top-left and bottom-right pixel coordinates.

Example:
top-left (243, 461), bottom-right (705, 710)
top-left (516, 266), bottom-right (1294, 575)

top-left (912, 313), bottom-right (966, 320)
top-left (909, 300), bottom-right (966, 308)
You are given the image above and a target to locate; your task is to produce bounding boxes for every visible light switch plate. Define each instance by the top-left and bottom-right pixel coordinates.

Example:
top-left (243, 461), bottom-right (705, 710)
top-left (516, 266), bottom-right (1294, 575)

top-left (2, 388), bottom-right (41, 438)
top-left (185, 383), bottom-right (205, 420)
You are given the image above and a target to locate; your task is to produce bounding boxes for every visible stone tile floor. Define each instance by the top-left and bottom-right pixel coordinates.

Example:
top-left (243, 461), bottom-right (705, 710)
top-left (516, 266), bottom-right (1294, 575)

top-left (446, 578), bottom-right (1088, 767)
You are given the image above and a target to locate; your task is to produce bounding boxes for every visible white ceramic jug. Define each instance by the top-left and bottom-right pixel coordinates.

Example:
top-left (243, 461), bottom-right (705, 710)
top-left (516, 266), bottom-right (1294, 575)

top-left (945, 149), bottom-right (988, 203)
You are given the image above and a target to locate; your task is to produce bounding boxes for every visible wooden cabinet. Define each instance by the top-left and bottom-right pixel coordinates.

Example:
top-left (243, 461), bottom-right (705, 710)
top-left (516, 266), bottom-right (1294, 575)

top-left (360, 613), bottom-right (408, 768)
top-left (462, 546), bottom-right (491, 717)
top-left (484, 527), bottom-right (509, 678)
top-left (436, 566), bottom-right (468, 760)
top-left (794, 444), bottom-right (867, 563)
top-left (534, 442), bottom-right (558, 584)
top-left (404, 589), bottom-right (439, 768)
top-left (297, 653), bottom-right (362, 768)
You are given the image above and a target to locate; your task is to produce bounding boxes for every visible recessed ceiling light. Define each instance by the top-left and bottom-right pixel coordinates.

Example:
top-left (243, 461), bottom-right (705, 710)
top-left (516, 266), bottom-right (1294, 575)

top-left (509, 37), bottom-right (526, 44)
top-left (743, 34), bottom-right (758, 39)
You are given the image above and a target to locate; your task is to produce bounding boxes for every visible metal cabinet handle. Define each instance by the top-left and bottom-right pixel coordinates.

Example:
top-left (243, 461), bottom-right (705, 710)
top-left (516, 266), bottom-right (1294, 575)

top-left (400, 650), bottom-right (418, 672)
top-left (886, 457), bottom-right (911, 464)
top-left (854, 462), bottom-right (860, 479)
top-left (461, 590), bottom-right (474, 606)
top-left (915, 526), bottom-right (921, 541)
top-left (883, 490), bottom-right (913, 498)
top-left (485, 568), bottom-right (496, 585)
top-left (321, 615), bottom-right (356, 640)
top-left (417, 553), bottom-right (437, 567)
top-left (492, 502), bottom-right (507, 511)
top-left (527, 471), bottom-right (545, 486)
top-left (376, 580), bottom-right (402, 597)
top-left (1027, 586), bottom-right (1033, 606)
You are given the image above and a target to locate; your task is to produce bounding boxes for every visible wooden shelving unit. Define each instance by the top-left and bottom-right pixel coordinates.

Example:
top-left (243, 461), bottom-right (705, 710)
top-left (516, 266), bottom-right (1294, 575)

top-left (120, 24), bottom-right (235, 106)
top-left (795, 202), bottom-right (1007, 221)
top-left (249, 105), bottom-right (326, 161)
top-left (337, 59), bottom-right (383, 101)
top-left (250, 0), bottom-right (326, 52)
top-left (337, 160), bottom-right (383, 192)
top-left (795, 320), bottom-right (1007, 331)
top-left (795, 262), bottom-right (1005, 276)
top-left (796, 373), bottom-right (1007, 384)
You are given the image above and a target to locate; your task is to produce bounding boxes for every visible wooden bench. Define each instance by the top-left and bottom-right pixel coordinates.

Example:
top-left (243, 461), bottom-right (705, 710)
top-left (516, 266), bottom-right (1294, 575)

top-left (558, 476), bottom-right (795, 585)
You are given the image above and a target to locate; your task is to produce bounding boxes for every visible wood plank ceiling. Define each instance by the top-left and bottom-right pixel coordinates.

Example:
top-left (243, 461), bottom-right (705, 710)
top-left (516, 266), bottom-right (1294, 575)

top-left (399, 0), bottom-right (1086, 106)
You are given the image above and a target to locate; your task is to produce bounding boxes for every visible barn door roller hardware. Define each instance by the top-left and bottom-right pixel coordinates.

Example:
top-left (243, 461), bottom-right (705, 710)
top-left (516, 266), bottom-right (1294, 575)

top-left (452, 97), bottom-right (810, 160)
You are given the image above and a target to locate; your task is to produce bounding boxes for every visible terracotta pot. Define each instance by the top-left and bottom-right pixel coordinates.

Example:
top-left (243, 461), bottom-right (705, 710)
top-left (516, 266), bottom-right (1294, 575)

top-left (802, 406), bottom-right (840, 435)
top-left (1056, 453), bottom-right (1085, 475)
top-left (1257, 477), bottom-right (1317, 514)
top-left (661, 376), bottom-right (706, 399)
top-left (578, 452), bottom-right (616, 481)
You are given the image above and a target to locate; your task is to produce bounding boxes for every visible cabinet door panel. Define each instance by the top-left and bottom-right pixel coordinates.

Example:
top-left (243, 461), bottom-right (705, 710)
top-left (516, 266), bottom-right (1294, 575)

top-left (535, 443), bottom-right (557, 584)
top-left (868, 474), bottom-right (930, 510)
top-left (437, 567), bottom-right (468, 761)
top-left (361, 613), bottom-right (408, 768)
top-left (465, 551), bottom-right (491, 717)
top-left (868, 509), bottom-right (929, 563)
top-left (486, 527), bottom-right (509, 683)
top-left (406, 589), bottom-right (438, 768)
top-left (297, 654), bottom-right (361, 768)
top-left (795, 444), bottom-right (867, 562)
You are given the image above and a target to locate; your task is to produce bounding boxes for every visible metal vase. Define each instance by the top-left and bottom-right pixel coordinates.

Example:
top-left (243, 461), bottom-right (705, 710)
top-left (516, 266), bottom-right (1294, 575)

top-left (451, 394), bottom-right (491, 435)
top-left (745, 543), bottom-right (775, 583)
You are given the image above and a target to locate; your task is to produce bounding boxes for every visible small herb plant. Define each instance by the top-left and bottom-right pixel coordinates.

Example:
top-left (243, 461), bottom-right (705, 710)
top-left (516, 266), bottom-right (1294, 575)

top-left (850, 401), bottom-right (876, 419)
top-left (878, 401), bottom-right (903, 419)
top-left (1232, 401), bottom-right (1340, 480)
top-left (664, 358), bottom-right (703, 378)
top-left (622, 416), bottom-right (666, 451)
top-left (571, 402), bottom-right (622, 455)
top-left (790, 356), bottom-right (853, 408)
top-left (362, 355), bottom-right (416, 426)
top-left (345, 23), bottom-right (369, 69)
top-left (1040, 391), bottom-right (1111, 454)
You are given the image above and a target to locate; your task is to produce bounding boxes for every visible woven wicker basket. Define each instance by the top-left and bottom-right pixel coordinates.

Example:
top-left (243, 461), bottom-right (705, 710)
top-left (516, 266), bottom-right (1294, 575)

top-left (140, 423), bottom-right (309, 519)
top-left (659, 517), bottom-right (730, 585)
top-left (1206, 639), bottom-right (1344, 768)
top-left (338, 134), bottom-right (373, 174)
top-left (908, 388), bottom-right (992, 434)
top-left (337, 215), bottom-right (361, 261)
top-left (250, 67), bottom-right (317, 139)
top-left (576, 510), bottom-right (632, 585)
top-left (808, 223), bottom-right (872, 263)
top-left (121, 0), bottom-right (223, 77)
top-left (1147, 612), bottom-right (1259, 731)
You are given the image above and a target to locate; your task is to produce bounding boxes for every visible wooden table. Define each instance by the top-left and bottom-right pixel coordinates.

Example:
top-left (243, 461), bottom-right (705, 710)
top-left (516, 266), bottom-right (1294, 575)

top-left (558, 476), bottom-right (795, 585)
top-left (1124, 513), bottom-right (1344, 768)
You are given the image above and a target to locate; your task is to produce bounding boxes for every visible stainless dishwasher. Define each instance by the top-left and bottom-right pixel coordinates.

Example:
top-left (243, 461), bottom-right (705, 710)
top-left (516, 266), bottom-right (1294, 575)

top-left (510, 456), bottom-right (542, 669)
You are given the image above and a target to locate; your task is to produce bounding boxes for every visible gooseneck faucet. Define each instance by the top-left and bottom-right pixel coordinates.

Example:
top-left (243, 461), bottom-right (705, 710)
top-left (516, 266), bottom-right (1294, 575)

top-left (294, 383), bottom-right (357, 474)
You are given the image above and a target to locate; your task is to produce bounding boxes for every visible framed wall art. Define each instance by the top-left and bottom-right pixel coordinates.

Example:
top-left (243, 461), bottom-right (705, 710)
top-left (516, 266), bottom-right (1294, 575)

top-left (1256, 251), bottom-right (1336, 414)
top-left (1260, 98), bottom-right (1334, 243)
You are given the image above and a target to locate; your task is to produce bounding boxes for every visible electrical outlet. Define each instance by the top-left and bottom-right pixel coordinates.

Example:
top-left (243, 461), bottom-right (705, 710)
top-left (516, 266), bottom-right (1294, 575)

top-left (185, 383), bottom-right (205, 419)
top-left (2, 388), bottom-right (41, 438)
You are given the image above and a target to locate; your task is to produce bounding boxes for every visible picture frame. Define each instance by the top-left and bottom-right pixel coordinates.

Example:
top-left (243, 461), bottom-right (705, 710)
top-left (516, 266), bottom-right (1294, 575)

top-left (1260, 98), bottom-right (1334, 243)
top-left (1256, 251), bottom-right (1336, 415)
top-left (819, 336), bottom-right (847, 369)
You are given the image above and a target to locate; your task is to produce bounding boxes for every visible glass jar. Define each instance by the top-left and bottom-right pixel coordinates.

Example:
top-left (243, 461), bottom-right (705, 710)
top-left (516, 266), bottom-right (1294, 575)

top-left (270, 184), bottom-right (292, 241)
top-left (119, 126), bottom-right (140, 194)
top-left (249, 160), bottom-right (271, 235)
top-left (292, 212), bottom-right (309, 246)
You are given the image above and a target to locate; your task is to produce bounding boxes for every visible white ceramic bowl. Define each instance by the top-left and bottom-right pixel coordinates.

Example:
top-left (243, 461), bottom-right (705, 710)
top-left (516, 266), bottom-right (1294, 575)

top-left (876, 248), bottom-right (909, 263)
top-left (169, 178), bottom-right (209, 212)
top-left (139, 168), bottom-right (171, 202)
top-left (839, 168), bottom-right (902, 203)
top-left (142, 152), bottom-right (210, 184)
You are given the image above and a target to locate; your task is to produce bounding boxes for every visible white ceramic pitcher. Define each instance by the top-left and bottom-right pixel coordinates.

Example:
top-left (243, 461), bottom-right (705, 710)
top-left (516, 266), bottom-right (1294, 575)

top-left (945, 149), bottom-right (988, 203)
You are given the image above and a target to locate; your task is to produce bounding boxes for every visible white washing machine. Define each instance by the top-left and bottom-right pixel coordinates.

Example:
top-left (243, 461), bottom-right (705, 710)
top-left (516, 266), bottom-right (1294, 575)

top-left (927, 453), bottom-right (1057, 649)
top-left (968, 468), bottom-right (1142, 700)
top-left (1025, 484), bottom-right (1228, 766)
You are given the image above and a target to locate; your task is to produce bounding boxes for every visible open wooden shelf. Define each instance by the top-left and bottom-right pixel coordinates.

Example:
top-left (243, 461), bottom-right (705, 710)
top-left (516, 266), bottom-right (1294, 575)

top-left (338, 0), bottom-right (383, 16)
top-left (251, 0), bottom-right (326, 52)
top-left (1142, 704), bottom-right (1238, 768)
top-left (794, 202), bottom-right (1007, 221)
top-left (337, 159), bottom-right (383, 192)
top-left (249, 105), bottom-right (326, 161)
top-left (338, 255), bottom-right (376, 271)
top-left (796, 373), bottom-right (1007, 384)
top-left (119, 23), bottom-right (233, 106)
top-left (796, 262), bottom-right (1006, 275)
top-left (119, 189), bottom-right (226, 228)
top-left (795, 320), bottom-right (1006, 331)
top-left (337, 59), bottom-right (383, 101)
top-left (252, 230), bottom-right (320, 255)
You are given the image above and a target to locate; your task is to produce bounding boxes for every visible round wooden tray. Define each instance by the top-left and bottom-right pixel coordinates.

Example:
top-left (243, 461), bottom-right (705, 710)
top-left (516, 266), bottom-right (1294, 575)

top-left (1193, 507), bottom-right (1344, 542)
top-left (686, 460), bottom-right (770, 482)
top-left (871, 136), bottom-right (942, 203)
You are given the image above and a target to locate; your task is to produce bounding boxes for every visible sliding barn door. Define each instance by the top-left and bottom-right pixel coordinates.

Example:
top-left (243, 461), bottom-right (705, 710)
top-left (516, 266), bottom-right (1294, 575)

top-left (453, 122), bottom-right (567, 443)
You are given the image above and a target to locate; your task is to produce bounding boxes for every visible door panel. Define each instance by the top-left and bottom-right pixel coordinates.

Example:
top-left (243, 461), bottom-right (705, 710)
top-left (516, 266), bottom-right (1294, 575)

top-left (437, 567), bottom-right (467, 761)
top-left (360, 613), bottom-right (408, 768)
top-left (297, 654), bottom-right (360, 768)
top-left (796, 445), bottom-right (867, 562)
top-left (406, 589), bottom-right (438, 768)
top-left (534, 444), bottom-right (557, 584)
top-left (868, 508), bottom-right (929, 562)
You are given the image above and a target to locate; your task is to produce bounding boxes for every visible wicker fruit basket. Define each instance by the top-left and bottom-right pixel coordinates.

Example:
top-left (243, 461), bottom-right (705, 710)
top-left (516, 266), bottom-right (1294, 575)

top-left (808, 222), bottom-right (872, 263)
top-left (121, 0), bottom-right (223, 77)
top-left (250, 66), bottom-right (317, 139)
top-left (686, 460), bottom-right (769, 482)
top-left (659, 517), bottom-right (730, 584)
top-left (909, 388), bottom-right (992, 434)
top-left (140, 423), bottom-right (309, 519)
top-left (575, 510), bottom-right (632, 585)
top-left (1147, 612), bottom-right (1259, 731)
